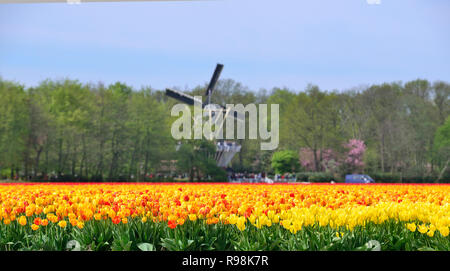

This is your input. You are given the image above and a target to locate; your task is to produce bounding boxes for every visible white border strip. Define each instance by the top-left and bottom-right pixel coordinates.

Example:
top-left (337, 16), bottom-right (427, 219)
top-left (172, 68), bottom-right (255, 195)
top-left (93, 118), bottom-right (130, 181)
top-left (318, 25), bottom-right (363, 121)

top-left (0, 0), bottom-right (198, 3)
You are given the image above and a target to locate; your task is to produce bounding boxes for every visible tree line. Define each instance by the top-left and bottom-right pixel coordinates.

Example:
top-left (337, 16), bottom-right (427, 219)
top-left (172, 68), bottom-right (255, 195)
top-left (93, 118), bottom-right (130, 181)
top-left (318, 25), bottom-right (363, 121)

top-left (0, 77), bottom-right (448, 182)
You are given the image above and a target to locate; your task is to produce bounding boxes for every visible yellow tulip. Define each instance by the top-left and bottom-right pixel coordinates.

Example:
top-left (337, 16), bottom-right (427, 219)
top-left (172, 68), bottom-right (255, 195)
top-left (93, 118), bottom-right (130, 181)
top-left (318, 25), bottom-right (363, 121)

top-left (18, 216), bottom-right (27, 226)
top-left (406, 223), bottom-right (416, 232)
top-left (58, 220), bottom-right (67, 228)
top-left (418, 224), bottom-right (428, 234)
top-left (438, 226), bottom-right (449, 237)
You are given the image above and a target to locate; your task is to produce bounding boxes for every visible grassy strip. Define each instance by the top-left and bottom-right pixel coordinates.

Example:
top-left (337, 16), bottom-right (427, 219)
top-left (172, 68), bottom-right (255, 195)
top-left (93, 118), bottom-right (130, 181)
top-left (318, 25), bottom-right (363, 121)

top-left (0, 218), bottom-right (448, 251)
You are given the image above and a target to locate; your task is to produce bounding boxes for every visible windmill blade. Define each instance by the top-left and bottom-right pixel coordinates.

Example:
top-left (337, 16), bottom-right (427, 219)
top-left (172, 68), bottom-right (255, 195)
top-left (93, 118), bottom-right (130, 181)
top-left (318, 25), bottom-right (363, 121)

top-left (166, 88), bottom-right (202, 106)
top-left (230, 109), bottom-right (245, 122)
top-left (214, 107), bottom-right (232, 130)
top-left (201, 102), bottom-right (245, 122)
top-left (213, 104), bottom-right (245, 122)
top-left (204, 63), bottom-right (224, 98)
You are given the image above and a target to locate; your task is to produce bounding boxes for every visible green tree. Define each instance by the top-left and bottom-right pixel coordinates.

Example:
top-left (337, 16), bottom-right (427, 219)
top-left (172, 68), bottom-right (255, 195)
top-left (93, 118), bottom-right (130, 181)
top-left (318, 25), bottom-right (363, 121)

top-left (176, 139), bottom-right (226, 182)
top-left (283, 85), bottom-right (343, 171)
top-left (126, 87), bottom-right (174, 180)
top-left (43, 79), bottom-right (94, 177)
top-left (271, 150), bottom-right (299, 174)
top-left (0, 79), bottom-right (29, 179)
top-left (432, 81), bottom-right (450, 125)
top-left (434, 117), bottom-right (450, 182)
top-left (0, 76), bottom-right (448, 182)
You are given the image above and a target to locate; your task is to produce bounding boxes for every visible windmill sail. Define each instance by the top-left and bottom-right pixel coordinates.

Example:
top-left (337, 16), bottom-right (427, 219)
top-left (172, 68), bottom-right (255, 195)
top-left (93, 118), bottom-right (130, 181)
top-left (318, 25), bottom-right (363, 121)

top-left (165, 63), bottom-right (242, 168)
top-left (165, 88), bottom-right (202, 106)
top-left (205, 63), bottom-right (224, 98)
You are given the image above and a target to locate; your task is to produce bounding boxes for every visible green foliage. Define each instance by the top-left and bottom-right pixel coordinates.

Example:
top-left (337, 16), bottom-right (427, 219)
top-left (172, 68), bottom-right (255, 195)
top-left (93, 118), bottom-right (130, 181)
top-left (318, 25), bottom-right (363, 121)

top-left (0, 77), bottom-right (448, 182)
top-left (295, 172), bottom-right (335, 183)
top-left (307, 172), bottom-right (335, 183)
top-left (204, 163), bottom-right (228, 182)
top-left (0, 78), bottom-right (174, 181)
top-left (137, 243), bottom-right (155, 251)
top-left (363, 147), bottom-right (379, 174)
top-left (0, 218), bottom-right (449, 251)
top-left (434, 117), bottom-right (450, 161)
top-left (282, 85), bottom-right (344, 172)
top-left (369, 172), bottom-right (401, 183)
top-left (0, 80), bottom-right (29, 173)
top-left (177, 139), bottom-right (226, 181)
top-left (271, 150), bottom-right (299, 174)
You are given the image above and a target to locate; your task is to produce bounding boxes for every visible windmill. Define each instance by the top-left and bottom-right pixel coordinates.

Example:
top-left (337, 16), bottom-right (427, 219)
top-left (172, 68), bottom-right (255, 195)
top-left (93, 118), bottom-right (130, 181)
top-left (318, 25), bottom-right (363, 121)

top-left (165, 63), bottom-right (243, 167)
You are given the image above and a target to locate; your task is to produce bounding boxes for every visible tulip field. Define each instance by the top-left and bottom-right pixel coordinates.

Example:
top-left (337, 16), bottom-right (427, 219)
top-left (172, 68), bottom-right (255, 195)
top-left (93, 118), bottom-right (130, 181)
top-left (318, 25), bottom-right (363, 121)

top-left (0, 183), bottom-right (449, 251)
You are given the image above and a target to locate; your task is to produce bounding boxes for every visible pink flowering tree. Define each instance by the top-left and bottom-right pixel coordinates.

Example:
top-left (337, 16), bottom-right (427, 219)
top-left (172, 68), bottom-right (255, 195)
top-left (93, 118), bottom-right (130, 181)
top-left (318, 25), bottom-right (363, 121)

top-left (299, 148), bottom-right (316, 171)
top-left (298, 139), bottom-right (366, 174)
top-left (343, 139), bottom-right (366, 173)
top-left (299, 139), bottom-right (366, 174)
top-left (299, 148), bottom-right (339, 172)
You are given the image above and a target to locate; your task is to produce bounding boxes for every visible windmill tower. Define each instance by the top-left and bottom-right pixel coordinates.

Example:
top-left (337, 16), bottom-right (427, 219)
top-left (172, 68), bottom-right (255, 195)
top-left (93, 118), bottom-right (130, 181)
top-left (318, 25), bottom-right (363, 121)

top-left (165, 64), bottom-right (242, 168)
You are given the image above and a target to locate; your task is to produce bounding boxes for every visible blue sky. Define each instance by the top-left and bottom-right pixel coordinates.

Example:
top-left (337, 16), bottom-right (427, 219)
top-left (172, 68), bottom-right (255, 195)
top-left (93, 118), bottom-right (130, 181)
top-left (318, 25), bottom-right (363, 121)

top-left (0, 0), bottom-right (449, 92)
